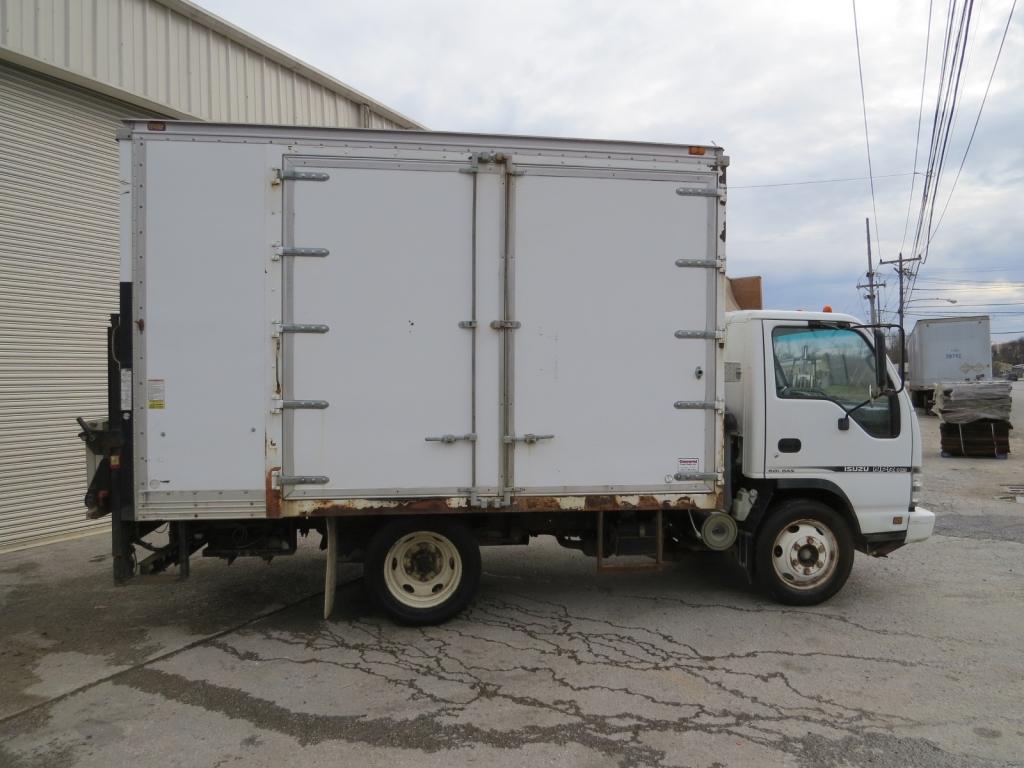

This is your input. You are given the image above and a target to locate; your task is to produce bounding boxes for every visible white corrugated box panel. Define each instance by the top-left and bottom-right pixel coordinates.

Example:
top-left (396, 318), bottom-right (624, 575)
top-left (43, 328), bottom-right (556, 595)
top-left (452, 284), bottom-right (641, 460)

top-left (0, 0), bottom-right (420, 130)
top-left (0, 63), bottom-right (133, 550)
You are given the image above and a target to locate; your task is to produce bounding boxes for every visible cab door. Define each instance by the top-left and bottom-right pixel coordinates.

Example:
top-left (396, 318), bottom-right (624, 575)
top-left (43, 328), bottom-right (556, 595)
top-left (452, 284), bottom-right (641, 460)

top-left (762, 321), bottom-right (913, 534)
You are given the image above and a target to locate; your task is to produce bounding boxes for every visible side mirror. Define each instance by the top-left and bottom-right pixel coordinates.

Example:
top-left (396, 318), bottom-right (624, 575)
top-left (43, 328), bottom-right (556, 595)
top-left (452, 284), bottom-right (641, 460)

top-left (873, 329), bottom-right (888, 392)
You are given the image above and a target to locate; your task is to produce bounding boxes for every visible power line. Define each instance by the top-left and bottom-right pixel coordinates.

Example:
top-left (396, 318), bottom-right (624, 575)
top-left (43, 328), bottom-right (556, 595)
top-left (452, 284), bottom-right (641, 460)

top-left (900, 0), bottom-right (934, 256)
top-left (909, 285), bottom-right (1024, 291)
top-left (928, 0), bottom-right (1018, 244)
top-left (921, 0), bottom-right (975, 266)
top-left (907, 309), bottom-right (1024, 314)
top-left (731, 171), bottom-right (917, 189)
top-left (911, 0), bottom-right (973, 267)
top-left (852, 0), bottom-right (883, 260)
top-left (909, 0), bottom-right (959, 265)
top-left (909, 301), bottom-right (1024, 307)
top-left (940, 0), bottom-right (984, 173)
top-left (905, 0), bottom-right (977, 305)
top-left (915, 277), bottom-right (1024, 285)
top-left (924, 264), bottom-right (1023, 272)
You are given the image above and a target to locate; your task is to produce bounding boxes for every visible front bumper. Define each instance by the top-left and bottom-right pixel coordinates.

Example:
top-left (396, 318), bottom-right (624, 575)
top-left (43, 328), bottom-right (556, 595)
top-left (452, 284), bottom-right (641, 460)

top-left (905, 506), bottom-right (935, 543)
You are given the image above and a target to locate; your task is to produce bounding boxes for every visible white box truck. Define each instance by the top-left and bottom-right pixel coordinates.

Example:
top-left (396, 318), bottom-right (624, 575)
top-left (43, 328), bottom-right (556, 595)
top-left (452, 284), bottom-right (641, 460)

top-left (906, 316), bottom-right (992, 407)
top-left (80, 121), bottom-right (933, 624)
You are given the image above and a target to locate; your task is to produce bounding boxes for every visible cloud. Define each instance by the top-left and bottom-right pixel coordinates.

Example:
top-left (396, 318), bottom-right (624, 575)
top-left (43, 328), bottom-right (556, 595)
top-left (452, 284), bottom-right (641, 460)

top-left (198, 0), bottom-right (1023, 330)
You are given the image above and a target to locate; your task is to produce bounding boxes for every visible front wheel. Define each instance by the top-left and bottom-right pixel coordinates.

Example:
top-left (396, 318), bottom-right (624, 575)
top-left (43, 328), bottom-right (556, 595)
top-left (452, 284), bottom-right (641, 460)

top-left (755, 499), bottom-right (854, 606)
top-left (364, 518), bottom-right (481, 625)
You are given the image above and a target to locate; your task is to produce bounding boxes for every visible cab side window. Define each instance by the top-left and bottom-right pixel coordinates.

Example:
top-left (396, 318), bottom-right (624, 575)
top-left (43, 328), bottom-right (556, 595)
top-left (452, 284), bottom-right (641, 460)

top-left (772, 326), bottom-right (899, 439)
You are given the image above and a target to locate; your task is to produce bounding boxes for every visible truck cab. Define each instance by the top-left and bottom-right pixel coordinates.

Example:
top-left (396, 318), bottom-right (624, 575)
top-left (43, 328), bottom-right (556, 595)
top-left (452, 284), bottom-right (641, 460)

top-left (724, 310), bottom-right (934, 602)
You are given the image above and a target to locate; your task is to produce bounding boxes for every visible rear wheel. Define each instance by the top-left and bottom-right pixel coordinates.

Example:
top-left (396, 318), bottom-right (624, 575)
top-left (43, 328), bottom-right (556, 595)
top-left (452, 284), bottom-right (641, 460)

top-left (364, 518), bottom-right (481, 625)
top-left (755, 499), bottom-right (853, 606)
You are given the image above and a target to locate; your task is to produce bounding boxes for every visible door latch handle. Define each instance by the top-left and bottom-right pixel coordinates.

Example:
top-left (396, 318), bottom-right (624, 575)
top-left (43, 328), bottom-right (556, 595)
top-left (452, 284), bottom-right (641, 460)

top-left (504, 433), bottom-right (555, 444)
top-left (425, 433), bottom-right (477, 444)
top-left (778, 438), bottom-right (802, 453)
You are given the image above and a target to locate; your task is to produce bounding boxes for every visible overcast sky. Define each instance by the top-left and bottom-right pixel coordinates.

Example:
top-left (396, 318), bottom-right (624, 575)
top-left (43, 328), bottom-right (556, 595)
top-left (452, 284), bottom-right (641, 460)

top-left (199, 0), bottom-right (1022, 336)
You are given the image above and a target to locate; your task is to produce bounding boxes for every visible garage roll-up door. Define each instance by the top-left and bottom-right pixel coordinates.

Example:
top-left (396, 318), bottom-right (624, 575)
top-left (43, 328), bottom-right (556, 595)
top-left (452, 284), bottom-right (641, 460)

top-left (0, 63), bottom-right (149, 550)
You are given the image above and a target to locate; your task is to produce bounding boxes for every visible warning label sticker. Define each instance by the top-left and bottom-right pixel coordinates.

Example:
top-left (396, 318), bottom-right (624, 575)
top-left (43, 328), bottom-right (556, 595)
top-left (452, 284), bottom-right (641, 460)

top-left (147, 379), bottom-right (165, 409)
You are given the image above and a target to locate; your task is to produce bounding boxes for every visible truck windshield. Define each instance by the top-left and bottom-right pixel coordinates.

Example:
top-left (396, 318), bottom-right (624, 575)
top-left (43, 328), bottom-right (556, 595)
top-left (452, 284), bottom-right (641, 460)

top-left (772, 326), bottom-right (899, 439)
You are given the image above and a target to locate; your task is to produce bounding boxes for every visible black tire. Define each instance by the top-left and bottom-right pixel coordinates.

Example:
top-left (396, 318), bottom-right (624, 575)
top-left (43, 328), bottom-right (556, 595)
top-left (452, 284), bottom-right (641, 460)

top-left (755, 499), bottom-right (854, 606)
top-left (364, 518), bottom-right (481, 626)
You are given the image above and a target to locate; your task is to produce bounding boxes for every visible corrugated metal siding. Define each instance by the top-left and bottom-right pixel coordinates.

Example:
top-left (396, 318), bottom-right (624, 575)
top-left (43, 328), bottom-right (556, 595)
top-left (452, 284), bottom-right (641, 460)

top-left (0, 0), bottom-right (417, 129)
top-left (0, 63), bottom-right (137, 550)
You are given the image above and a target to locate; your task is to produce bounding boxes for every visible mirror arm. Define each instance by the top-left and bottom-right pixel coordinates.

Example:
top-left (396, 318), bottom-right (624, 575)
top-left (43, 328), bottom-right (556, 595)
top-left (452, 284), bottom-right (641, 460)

top-left (836, 396), bottom-right (873, 431)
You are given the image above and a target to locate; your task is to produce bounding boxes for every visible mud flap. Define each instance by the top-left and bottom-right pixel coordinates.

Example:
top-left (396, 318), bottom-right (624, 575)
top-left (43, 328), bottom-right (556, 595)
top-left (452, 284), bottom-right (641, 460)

top-left (323, 517), bottom-right (337, 619)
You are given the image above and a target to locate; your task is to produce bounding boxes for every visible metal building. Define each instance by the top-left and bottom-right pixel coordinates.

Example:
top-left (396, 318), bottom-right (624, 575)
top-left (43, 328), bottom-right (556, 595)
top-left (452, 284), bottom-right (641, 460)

top-left (0, 0), bottom-right (420, 551)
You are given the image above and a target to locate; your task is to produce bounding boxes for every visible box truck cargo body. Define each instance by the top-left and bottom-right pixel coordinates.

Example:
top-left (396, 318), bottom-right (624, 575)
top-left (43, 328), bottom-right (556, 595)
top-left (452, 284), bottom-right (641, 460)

top-left (906, 316), bottom-right (992, 406)
top-left (80, 122), bottom-right (933, 624)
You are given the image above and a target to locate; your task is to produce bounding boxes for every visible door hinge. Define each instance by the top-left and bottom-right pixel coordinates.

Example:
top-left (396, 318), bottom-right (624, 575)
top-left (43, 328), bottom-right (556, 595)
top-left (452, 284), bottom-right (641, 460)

top-left (490, 320), bottom-right (522, 330)
top-left (425, 433), bottom-right (477, 444)
top-left (674, 329), bottom-right (725, 341)
top-left (672, 471), bottom-right (718, 482)
top-left (273, 246), bottom-right (329, 261)
top-left (675, 187), bottom-right (719, 198)
top-left (272, 399), bottom-right (329, 413)
top-left (276, 474), bottom-right (331, 487)
top-left (675, 258), bottom-right (726, 272)
top-left (279, 169), bottom-right (330, 182)
top-left (504, 433), bottom-right (555, 444)
top-left (273, 323), bottom-right (330, 338)
top-left (458, 320), bottom-right (477, 329)
top-left (673, 400), bottom-right (723, 411)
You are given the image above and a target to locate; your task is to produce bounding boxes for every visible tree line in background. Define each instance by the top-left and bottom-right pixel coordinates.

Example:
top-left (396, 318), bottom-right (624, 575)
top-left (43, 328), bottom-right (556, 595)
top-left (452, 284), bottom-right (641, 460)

top-left (992, 337), bottom-right (1024, 370)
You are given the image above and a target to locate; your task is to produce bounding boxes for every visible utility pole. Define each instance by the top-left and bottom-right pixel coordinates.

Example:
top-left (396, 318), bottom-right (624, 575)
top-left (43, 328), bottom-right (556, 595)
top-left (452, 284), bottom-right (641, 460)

top-left (865, 217), bottom-right (878, 325)
top-left (856, 217), bottom-right (883, 324)
top-left (879, 250), bottom-right (922, 379)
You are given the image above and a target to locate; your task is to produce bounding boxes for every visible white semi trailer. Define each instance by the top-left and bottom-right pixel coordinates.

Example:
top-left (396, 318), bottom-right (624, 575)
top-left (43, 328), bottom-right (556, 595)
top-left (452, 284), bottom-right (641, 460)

top-left (80, 121), bottom-right (933, 625)
top-left (906, 316), bottom-right (992, 407)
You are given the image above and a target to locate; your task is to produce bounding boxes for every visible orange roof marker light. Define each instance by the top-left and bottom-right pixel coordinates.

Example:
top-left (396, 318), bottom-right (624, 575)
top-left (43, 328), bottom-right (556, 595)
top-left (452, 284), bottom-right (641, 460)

top-left (688, 146), bottom-right (706, 156)
top-left (822, 305), bottom-right (833, 313)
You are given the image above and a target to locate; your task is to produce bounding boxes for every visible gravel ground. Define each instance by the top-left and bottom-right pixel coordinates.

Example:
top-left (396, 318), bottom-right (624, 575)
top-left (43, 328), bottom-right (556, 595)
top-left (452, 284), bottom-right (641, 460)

top-left (0, 386), bottom-right (1022, 768)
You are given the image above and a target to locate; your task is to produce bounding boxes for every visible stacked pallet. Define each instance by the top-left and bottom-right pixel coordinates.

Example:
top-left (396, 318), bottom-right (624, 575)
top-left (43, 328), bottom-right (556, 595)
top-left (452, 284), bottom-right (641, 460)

top-left (939, 420), bottom-right (1011, 458)
top-left (932, 381), bottom-right (1013, 458)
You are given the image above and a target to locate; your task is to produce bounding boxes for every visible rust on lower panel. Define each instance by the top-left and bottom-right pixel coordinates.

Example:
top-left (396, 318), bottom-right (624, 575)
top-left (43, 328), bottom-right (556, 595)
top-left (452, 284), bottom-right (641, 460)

top-left (280, 492), bottom-right (722, 518)
top-left (296, 497), bottom-right (467, 518)
top-left (265, 468), bottom-right (281, 519)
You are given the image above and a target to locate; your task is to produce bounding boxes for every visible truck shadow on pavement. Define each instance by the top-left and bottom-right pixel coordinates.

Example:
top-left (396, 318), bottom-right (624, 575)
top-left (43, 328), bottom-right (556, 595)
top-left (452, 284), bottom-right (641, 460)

top-left (1, 544), bottom-right (1017, 768)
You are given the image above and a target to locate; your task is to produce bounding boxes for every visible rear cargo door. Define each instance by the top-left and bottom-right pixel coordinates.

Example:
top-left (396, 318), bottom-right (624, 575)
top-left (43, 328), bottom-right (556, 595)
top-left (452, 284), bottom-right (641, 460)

top-left (506, 166), bottom-right (722, 494)
top-left (280, 156), bottom-right (497, 500)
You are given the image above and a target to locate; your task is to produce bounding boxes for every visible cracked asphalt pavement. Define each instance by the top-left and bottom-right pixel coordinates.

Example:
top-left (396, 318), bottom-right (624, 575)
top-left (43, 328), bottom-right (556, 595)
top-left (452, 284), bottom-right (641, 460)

top-left (1, 392), bottom-right (1023, 767)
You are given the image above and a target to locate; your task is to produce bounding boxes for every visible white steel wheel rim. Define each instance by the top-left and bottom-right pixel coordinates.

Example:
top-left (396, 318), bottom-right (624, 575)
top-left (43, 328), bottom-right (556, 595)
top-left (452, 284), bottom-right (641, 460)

top-left (383, 531), bottom-right (463, 609)
top-left (771, 518), bottom-right (839, 590)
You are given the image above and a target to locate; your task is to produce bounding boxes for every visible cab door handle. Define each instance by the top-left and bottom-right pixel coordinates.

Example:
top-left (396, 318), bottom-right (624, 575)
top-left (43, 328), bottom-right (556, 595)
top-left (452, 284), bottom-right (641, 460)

top-left (778, 438), bottom-right (802, 453)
